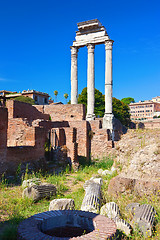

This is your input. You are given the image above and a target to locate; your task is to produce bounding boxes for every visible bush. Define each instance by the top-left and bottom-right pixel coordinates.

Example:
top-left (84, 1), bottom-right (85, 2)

top-left (11, 96), bottom-right (35, 105)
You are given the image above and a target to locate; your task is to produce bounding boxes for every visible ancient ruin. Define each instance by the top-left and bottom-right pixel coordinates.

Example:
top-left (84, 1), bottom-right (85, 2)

top-left (71, 19), bottom-right (114, 131)
top-left (18, 210), bottom-right (117, 239)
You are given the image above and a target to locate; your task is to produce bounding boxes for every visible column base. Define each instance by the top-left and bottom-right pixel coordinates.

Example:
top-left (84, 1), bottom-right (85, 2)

top-left (103, 113), bottom-right (114, 130)
top-left (86, 113), bottom-right (96, 121)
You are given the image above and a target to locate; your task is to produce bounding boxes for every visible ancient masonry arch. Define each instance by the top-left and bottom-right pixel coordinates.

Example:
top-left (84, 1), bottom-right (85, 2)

top-left (70, 19), bottom-right (114, 131)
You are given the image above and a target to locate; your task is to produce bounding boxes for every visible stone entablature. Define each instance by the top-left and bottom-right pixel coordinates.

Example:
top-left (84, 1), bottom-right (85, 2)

top-left (73, 19), bottom-right (110, 47)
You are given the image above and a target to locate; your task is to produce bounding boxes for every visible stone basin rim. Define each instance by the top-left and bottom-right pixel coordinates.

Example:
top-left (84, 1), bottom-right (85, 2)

top-left (18, 210), bottom-right (117, 240)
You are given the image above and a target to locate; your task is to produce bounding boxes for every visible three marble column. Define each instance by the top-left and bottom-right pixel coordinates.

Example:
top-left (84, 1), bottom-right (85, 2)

top-left (71, 40), bottom-right (113, 124)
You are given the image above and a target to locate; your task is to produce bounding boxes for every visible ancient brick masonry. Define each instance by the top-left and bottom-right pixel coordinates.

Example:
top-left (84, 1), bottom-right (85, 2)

top-left (0, 100), bottom-right (115, 176)
top-left (0, 101), bottom-right (49, 176)
top-left (6, 100), bottom-right (49, 121)
top-left (36, 103), bottom-right (114, 160)
top-left (0, 107), bottom-right (8, 164)
top-left (35, 103), bottom-right (85, 121)
top-left (18, 210), bottom-right (117, 240)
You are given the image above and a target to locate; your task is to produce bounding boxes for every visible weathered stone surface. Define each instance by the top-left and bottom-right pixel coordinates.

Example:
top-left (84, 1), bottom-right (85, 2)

top-left (113, 129), bottom-right (160, 181)
top-left (98, 169), bottom-right (103, 175)
top-left (125, 203), bottom-right (140, 215)
top-left (83, 177), bottom-right (103, 190)
top-left (108, 176), bottom-right (135, 196)
top-left (100, 202), bottom-right (132, 236)
top-left (100, 202), bottom-right (121, 219)
top-left (132, 204), bottom-right (156, 237)
top-left (108, 176), bottom-right (160, 197)
top-left (49, 199), bottom-right (75, 211)
top-left (90, 177), bottom-right (103, 185)
top-left (98, 166), bottom-right (116, 176)
top-left (115, 218), bottom-right (132, 236)
top-left (22, 183), bottom-right (56, 201)
top-left (81, 182), bottom-right (101, 213)
top-left (22, 178), bottom-right (41, 189)
top-left (102, 169), bottom-right (113, 175)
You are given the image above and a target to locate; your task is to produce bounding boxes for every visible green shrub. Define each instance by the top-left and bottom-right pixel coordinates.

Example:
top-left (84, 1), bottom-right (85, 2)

top-left (11, 96), bottom-right (35, 105)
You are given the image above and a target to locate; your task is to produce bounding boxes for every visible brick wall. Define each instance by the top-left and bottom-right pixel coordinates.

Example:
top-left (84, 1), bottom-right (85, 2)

top-left (35, 104), bottom-right (86, 122)
top-left (50, 127), bottom-right (78, 166)
top-left (7, 119), bottom-right (35, 146)
top-left (65, 127), bottom-right (78, 163)
top-left (69, 120), bottom-right (89, 159)
top-left (6, 100), bottom-right (50, 121)
top-left (0, 107), bottom-right (8, 165)
top-left (8, 118), bottom-right (46, 147)
top-left (49, 119), bottom-right (113, 161)
top-left (0, 107), bottom-right (8, 149)
top-left (143, 119), bottom-right (160, 129)
top-left (90, 128), bottom-right (113, 159)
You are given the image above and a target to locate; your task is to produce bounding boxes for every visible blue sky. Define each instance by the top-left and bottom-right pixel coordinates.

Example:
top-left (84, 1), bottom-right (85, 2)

top-left (0, 0), bottom-right (160, 103)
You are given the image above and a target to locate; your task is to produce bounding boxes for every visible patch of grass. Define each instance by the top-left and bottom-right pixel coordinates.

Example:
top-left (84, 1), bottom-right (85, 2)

top-left (94, 157), bottom-right (114, 169)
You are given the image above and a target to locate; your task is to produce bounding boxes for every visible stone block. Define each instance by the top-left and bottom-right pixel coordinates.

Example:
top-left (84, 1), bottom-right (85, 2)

top-left (100, 202), bottom-right (121, 219)
top-left (125, 203), bottom-right (140, 215)
top-left (81, 182), bottom-right (101, 213)
top-left (132, 204), bottom-right (156, 237)
top-left (22, 178), bottom-right (41, 189)
top-left (115, 218), bottom-right (132, 236)
top-left (22, 183), bottom-right (56, 201)
top-left (49, 199), bottom-right (75, 211)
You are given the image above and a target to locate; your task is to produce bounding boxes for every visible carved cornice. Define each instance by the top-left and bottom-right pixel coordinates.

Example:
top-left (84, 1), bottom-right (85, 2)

top-left (105, 40), bottom-right (114, 50)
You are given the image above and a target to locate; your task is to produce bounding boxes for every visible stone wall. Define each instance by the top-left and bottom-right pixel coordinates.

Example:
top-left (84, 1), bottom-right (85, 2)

top-left (35, 104), bottom-right (86, 121)
top-left (6, 100), bottom-right (49, 121)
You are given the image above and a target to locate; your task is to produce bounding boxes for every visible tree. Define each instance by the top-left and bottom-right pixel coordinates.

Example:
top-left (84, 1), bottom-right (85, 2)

top-left (64, 93), bottom-right (69, 104)
top-left (121, 97), bottom-right (135, 105)
top-left (78, 87), bottom-right (131, 126)
top-left (113, 97), bottom-right (131, 126)
top-left (12, 96), bottom-right (35, 105)
top-left (78, 87), bottom-right (105, 117)
top-left (54, 90), bottom-right (58, 102)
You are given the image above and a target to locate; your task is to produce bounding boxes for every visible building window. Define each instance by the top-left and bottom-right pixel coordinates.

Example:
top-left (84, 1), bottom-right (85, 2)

top-left (34, 96), bottom-right (38, 102)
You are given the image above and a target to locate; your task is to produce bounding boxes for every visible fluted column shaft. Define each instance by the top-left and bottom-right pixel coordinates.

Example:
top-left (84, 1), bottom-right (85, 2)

top-left (105, 40), bottom-right (113, 114)
top-left (86, 43), bottom-right (95, 120)
top-left (71, 46), bottom-right (78, 104)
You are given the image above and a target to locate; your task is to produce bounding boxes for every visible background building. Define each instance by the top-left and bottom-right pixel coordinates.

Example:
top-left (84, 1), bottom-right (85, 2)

top-left (129, 98), bottom-right (160, 121)
top-left (0, 90), bottom-right (50, 105)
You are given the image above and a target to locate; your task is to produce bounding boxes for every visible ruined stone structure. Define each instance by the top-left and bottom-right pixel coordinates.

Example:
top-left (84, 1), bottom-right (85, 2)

top-left (0, 98), bottom-right (116, 176)
top-left (70, 19), bottom-right (114, 131)
top-left (0, 20), bottom-right (123, 177)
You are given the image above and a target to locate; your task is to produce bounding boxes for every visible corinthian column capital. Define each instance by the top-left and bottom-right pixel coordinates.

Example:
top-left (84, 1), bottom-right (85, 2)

top-left (70, 46), bottom-right (78, 56)
top-left (105, 40), bottom-right (114, 50)
top-left (87, 43), bottom-right (95, 53)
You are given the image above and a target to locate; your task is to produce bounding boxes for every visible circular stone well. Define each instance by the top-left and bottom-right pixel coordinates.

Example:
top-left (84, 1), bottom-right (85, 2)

top-left (18, 210), bottom-right (117, 239)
